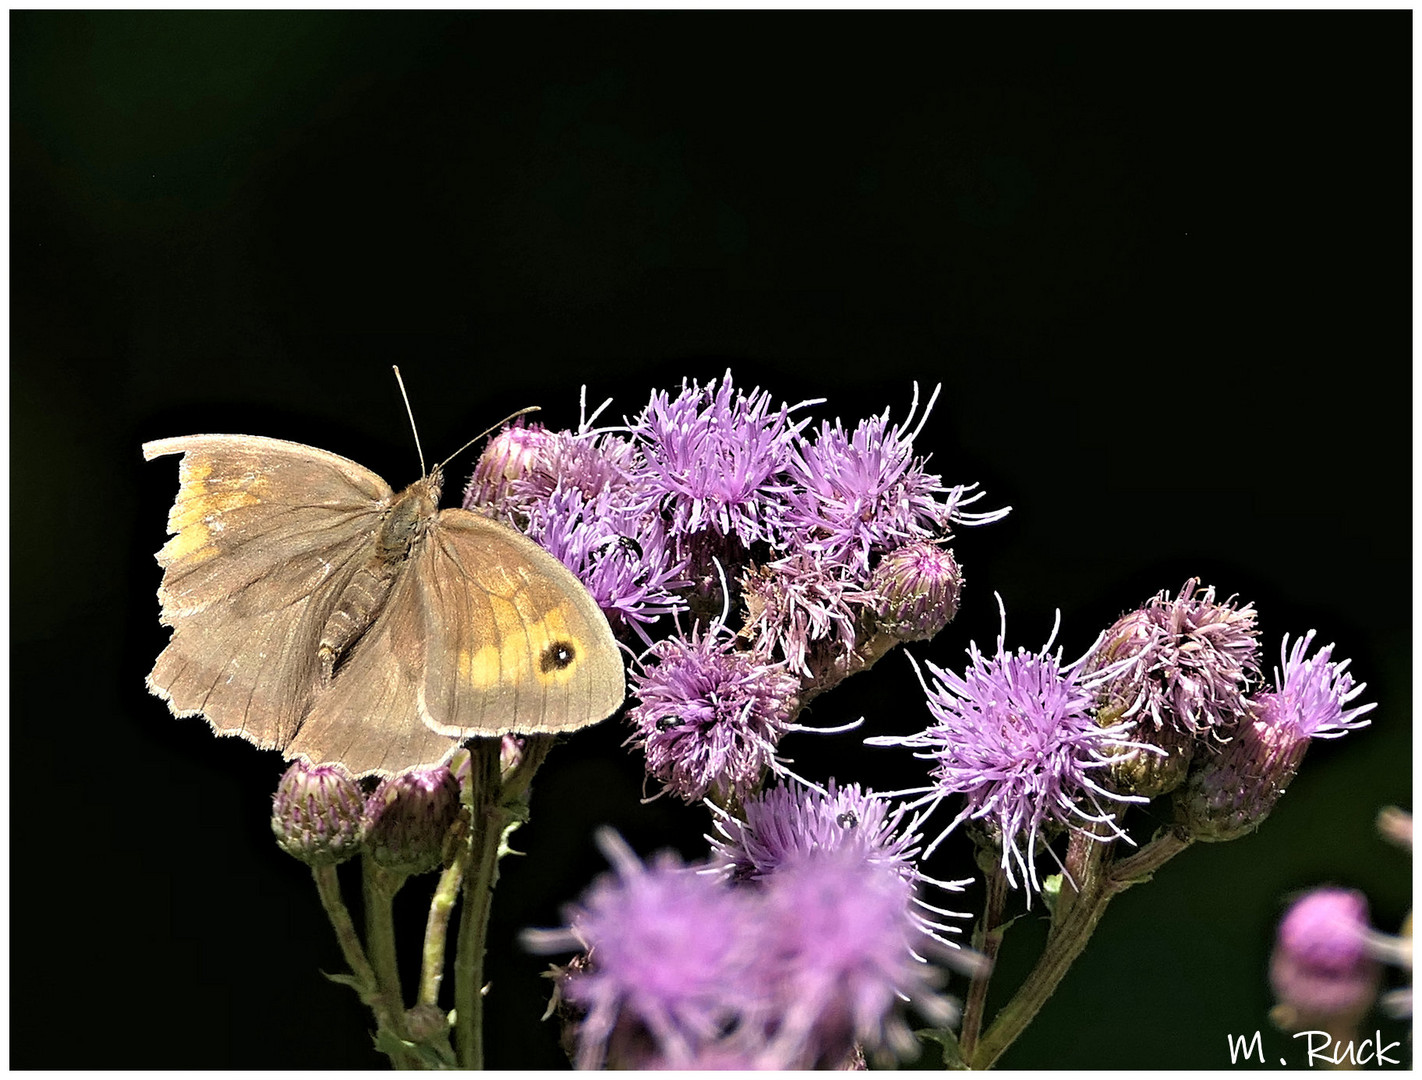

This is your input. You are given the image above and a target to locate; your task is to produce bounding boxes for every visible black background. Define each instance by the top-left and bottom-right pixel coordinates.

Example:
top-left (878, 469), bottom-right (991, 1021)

top-left (11, 10), bottom-right (1411, 1071)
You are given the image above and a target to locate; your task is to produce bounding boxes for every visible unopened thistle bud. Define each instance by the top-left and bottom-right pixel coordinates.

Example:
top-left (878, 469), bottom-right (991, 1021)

top-left (270, 761), bottom-right (365, 867)
top-left (361, 766), bottom-right (461, 875)
top-left (870, 541), bottom-right (963, 641)
top-left (1173, 711), bottom-right (1304, 842)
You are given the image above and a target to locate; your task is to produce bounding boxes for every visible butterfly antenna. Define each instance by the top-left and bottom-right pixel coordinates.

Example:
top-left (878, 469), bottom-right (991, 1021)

top-left (392, 365), bottom-right (427, 478)
top-left (435, 406), bottom-right (542, 474)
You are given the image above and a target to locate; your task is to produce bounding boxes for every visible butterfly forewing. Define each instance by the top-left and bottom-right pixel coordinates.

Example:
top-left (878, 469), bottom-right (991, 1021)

top-left (144, 435), bottom-right (392, 749)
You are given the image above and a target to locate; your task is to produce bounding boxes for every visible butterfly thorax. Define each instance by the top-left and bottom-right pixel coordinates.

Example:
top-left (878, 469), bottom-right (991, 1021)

top-left (375, 471), bottom-right (441, 559)
top-left (318, 470), bottom-right (442, 682)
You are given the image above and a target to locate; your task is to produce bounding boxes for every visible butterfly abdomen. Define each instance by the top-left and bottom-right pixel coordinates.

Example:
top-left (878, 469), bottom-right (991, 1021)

top-left (318, 478), bottom-right (438, 682)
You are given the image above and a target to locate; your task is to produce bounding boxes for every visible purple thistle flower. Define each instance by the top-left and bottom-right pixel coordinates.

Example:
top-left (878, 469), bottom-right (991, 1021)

top-left (710, 779), bottom-right (974, 961)
top-left (784, 414), bottom-right (942, 572)
top-left (782, 386), bottom-right (1007, 574)
top-left (521, 482), bottom-right (689, 643)
top-left (631, 370), bottom-right (809, 554)
top-left (1255, 630), bottom-right (1376, 741)
top-left (627, 625), bottom-right (800, 803)
top-left (527, 829), bottom-right (963, 1071)
top-left (711, 779), bottom-right (925, 885)
top-left (739, 552), bottom-right (867, 680)
top-left (523, 830), bottom-right (765, 1071)
top-left (464, 421), bottom-right (639, 515)
top-left (757, 844), bottom-right (959, 1067)
top-left (1175, 631), bottom-right (1375, 842)
top-left (461, 420), bottom-right (553, 509)
top-left (868, 598), bottom-right (1152, 892)
top-left (1090, 579), bottom-right (1261, 741)
top-left (1270, 887), bottom-right (1382, 1023)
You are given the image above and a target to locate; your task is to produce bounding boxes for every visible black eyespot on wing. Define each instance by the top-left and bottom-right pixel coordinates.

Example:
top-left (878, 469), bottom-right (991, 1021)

top-left (540, 641), bottom-right (576, 673)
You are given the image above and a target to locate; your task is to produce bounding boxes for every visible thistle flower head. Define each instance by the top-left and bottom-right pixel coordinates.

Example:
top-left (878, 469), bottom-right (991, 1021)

top-left (869, 599), bottom-right (1150, 892)
top-left (739, 552), bottom-right (866, 680)
top-left (710, 779), bottom-right (927, 891)
top-left (1176, 631), bottom-right (1374, 842)
top-left (361, 765), bottom-right (461, 876)
top-left (270, 760), bottom-right (364, 867)
top-left (520, 482), bottom-right (688, 642)
top-left (527, 828), bottom-right (961, 1071)
top-left (784, 408), bottom-right (951, 573)
top-left (710, 779), bottom-right (974, 963)
top-left (1255, 630), bottom-right (1376, 740)
top-left (522, 830), bottom-right (764, 1071)
top-left (1270, 887), bottom-right (1381, 1023)
top-left (464, 422), bottom-right (638, 514)
top-left (781, 386), bottom-right (1006, 576)
top-left (462, 420), bottom-right (554, 509)
top-left (758, 844), bottom-right (957, 1067)
top-left (626, 625), bottom-right (800, 803)
top-left (870, 540), bottom-right (964, 641)
top-left (1091, 579), bottom-right (1260, 740)
top-left (631, 370), bottom-right (806, 553)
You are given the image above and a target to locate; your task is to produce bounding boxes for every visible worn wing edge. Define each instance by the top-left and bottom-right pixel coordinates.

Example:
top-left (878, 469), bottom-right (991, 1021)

top-left (143, 433), bottom-right (395, 498)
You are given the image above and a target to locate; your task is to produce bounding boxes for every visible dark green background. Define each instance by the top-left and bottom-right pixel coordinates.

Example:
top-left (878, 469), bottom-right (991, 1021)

top-left (11, 11), bottom-right (1411, 1069)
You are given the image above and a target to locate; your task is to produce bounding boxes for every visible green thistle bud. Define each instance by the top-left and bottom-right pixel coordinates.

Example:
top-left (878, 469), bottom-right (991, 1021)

top-left (361, 766), bottom-right (461, 875)
top-left (1173, 713), bottom-right (1306, 842)
top-left (1097, 698), bottom-right (1196, 799)
top-left (270, 761), bottom-right (365, 867)
top-left (870, 541), bottom-right (963, 641)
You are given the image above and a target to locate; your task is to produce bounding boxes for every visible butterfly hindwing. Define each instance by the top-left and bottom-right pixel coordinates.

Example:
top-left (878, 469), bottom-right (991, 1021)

top-left (285, 562), bottom-right (460, 776)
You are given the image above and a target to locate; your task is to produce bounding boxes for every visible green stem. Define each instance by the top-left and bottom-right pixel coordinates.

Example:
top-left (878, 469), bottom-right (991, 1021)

top-left (968, 833), bottom-right (1111, 1070)
top-left (454, 741), bottom-right (505, 1070)
top-left (362, 859), bottom-right (414, 1068)
top-left (312, 864), bottom-right (412, 1066)
top-left (419, 849), bottom-right (468, 1008)
top-left (966, 825), bottom-right (1194, 1069)
top-left (312, 863), bottom-right (380, 1000)
top-left (1109, 828), bottom-right (1192, 888)
top-left (957, 865), bottom-right (1009, 1061)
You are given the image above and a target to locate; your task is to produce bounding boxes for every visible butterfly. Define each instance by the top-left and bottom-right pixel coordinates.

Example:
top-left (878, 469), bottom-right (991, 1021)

top-left (144, 431), bottom-right (625, 777)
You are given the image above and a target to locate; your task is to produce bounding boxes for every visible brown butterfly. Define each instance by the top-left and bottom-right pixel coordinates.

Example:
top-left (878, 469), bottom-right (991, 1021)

top-left (144, 428), bottom-right (625, 777)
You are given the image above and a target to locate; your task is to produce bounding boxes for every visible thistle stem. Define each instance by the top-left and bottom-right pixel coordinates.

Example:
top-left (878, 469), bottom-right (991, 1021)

top-left (419, 845), bottom-right (469, 1008)
top-left (312, 863), bottom-right (380, 998)
top-left (312, 863), bottom-right (414, 1068)
top-left (966, 826), bottom-right (1194, 1069)
top-left (1109, 829), bottom-right (1192, 888)
top-left (453, 741), bottom-right (505, 1070)
top-left (362, 859), bottom-right (414, 1067)
top-left (957, 865), bottom-right (1009, 1060)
